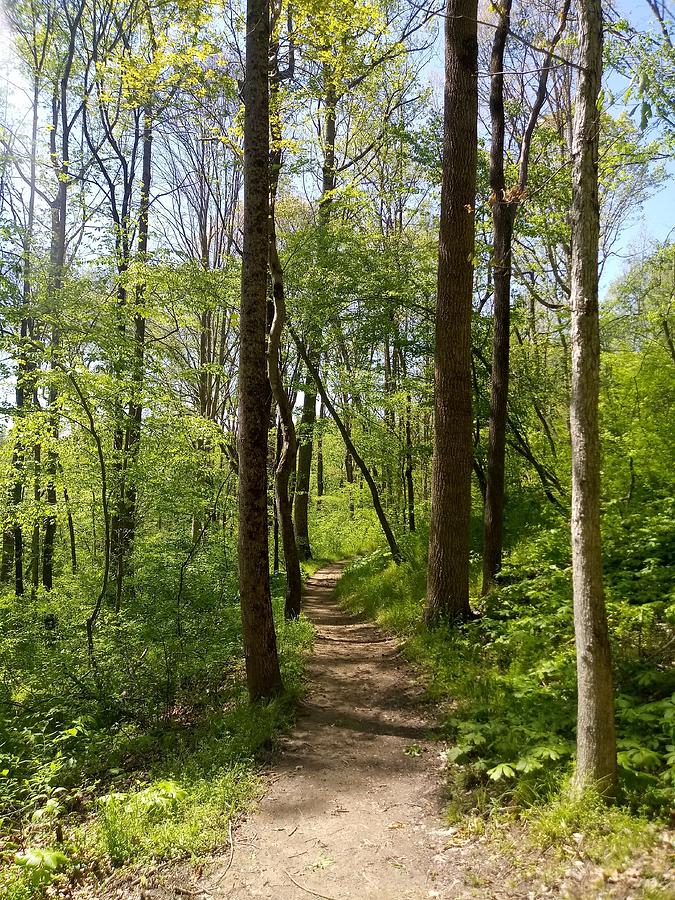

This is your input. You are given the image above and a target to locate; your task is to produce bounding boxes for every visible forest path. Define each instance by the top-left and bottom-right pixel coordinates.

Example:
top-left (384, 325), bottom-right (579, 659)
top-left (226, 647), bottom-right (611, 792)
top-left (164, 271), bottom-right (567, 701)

top-left (202, 561), bottom-right (458, 899)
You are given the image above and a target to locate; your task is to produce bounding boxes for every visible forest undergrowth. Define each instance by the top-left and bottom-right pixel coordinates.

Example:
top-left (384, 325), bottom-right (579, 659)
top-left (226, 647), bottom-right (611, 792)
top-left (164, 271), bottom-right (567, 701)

top-left (0, 571), bottom-right (313, 900)
top-left (336, 502), bottom-right (675, 878)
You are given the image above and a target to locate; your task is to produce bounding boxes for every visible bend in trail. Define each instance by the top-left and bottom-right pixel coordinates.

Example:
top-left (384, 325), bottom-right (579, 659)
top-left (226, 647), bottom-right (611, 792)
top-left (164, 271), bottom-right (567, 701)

top-left (204, 562), bottom-right (454, 899)
top-left (135, 563), bottom-right (552, 899)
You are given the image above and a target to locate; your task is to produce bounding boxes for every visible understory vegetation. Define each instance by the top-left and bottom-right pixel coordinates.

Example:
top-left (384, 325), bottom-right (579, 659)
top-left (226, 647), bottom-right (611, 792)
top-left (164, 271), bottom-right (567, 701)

top-left (337, 499), bottom-right (674, 863)
top-left (0, 577), bottom-right (312, 898)
top-left (1, 0), bottom-right (674, 894)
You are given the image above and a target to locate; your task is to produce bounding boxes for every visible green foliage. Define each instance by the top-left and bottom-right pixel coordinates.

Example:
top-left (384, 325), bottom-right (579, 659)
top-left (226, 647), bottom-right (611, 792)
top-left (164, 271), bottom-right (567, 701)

top-left (337, 506), bottom-right (674, 818)
top-left (0, 580), bottom-right (313, 897)
top-left (526, 788), bottom-right (655, 867)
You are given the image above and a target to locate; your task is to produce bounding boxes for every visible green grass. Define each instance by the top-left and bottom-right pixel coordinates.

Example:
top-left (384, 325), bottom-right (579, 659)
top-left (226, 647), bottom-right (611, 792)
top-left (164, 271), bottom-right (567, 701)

top-left (0, 584), bottom-right (314, 899)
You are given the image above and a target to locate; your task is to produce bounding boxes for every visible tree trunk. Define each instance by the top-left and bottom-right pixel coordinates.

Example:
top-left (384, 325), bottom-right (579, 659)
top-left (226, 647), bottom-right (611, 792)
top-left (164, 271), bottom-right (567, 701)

top-left (292, 329), bottom-right (402, 564)
top-left (119, 104), bottom-right (153, 603)
top-left (294, 372), bottom-right (316, 560)
top-left (42, 185), bottom-right (66, 591)
top-left (482, 0), bottom-right (514, 595)
top-left (316, 401), bottom-right (325, 505)
top-left (481, 0), bottom-right (571, 594)
top-left (1, 527), bottom-right (14, 583)
top-left (238, 0), bottom-right (283, 700)
top-left (63, 484), bottom-right (77, 574)
top-left (425, 0), bottom-right (478, 626)
top-left (569, 0), bottom-right (617, 796)
top-left (268, 50), bottom-right (302, 620)
top-left (268, 245), bottom-right (303, 619)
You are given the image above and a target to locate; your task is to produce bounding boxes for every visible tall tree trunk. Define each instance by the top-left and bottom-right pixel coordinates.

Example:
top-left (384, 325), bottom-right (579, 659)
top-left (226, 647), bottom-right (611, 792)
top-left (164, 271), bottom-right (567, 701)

top-left (119, 105), bottom-right (153, 603)
top-left (293, 65), bottom-right (336, 556)
top-left (405, 392), bottom-right (416, 533)
top-left (11, 74), bottom-right (40, 597)
top-left (268, 239), bottom-right (302, 619)
top-left (481, 0), bottom-right (571, 594)
top-left (482, 0), bottom-right (514, 595)
top-left (425, 0), bottom-right (478, 626)
top-left (1, 527), bottom-right (13, 583)
top-left (238, 0), bottom-right (283, 700)
top-left (569, 0), bottom-right (617, 795)
top-left (268, 47), bottom-right (302, 620)
top-left (42, 179), bottom-right (66, 591)
top-left (63, 484), bottom-right (77, 574)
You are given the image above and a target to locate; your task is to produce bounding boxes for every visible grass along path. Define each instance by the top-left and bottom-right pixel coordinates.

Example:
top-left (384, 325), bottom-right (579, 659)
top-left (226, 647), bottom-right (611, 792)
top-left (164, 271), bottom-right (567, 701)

top-left (110, 562), bottom-right (673, 900)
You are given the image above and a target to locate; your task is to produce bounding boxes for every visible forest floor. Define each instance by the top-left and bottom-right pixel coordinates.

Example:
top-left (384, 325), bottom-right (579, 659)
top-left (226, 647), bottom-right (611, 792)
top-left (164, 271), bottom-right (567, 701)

top-left (102, 563), bottom-right (674, 900)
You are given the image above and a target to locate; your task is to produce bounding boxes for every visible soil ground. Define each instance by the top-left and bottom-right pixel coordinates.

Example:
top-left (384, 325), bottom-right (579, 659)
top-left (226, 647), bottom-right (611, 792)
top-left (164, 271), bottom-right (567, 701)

top-left (119, 563), bottom-right (673, 900)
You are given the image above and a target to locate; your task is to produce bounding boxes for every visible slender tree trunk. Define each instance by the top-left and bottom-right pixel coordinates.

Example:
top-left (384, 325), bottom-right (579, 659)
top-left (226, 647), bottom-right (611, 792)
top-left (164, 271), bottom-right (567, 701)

top-left (482, 0), bottom-right (514, 595)
top-left (425, 0), bottom-right (478, 626)
top-left (268, 243), bottom-right (303, 619)
top-left (405, 392), bottom-right (416, 533)
top-left (120, 105), bottom-right (153, 602)
top-left (569, 0), bottom-right (617, 796)
top-left (268, 54), bottom-right (302, 619)
top-left (10, 75), bottom-right (40, 597)
top-left (292, 65), bottom-right (336, 556)
top-left (481, 0), bottom-right (570, 594)
top-left (1, 527), bottom-right (13, 583)
top-left (294, 372), bottom-right (316, 560)
top-left (316, 400), bottom-right (325, 506)
top-left (292, 329), bottom-right (402, 564)
top-left (31, 442), bottom-right (41, 595)
top-left (42, 184), bottom-right (66, 591)
top-left (273, 421), bottom-right (281, 576)
top-left (63, 484), bottom-right (77, 574)
top-left (238, 0), bottom-right (283, 700)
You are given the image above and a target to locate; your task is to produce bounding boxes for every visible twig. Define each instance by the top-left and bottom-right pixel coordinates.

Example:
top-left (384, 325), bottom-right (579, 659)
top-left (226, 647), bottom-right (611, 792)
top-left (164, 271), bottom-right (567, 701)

top-left (284, 870), bottom-right (339, 900)
top-left (214, 821), bottom-right (235, 885)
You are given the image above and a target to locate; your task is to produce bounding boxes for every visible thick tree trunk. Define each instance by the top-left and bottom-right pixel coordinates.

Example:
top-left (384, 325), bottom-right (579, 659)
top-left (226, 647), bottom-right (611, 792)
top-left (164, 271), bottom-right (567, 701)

top-left (425, 0), bottom-right (478, 626)
top-left (569, 0), bottom-right (616, 796)
top-left (238, 0), bottom-right (283, 700)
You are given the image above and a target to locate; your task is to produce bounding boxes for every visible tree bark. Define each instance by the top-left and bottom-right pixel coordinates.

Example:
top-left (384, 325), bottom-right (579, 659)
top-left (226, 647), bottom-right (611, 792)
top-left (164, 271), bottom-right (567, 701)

top-left (238, 0), bottom-right (283, 700)
top-left (425, 0), bottom-right (478, 626)
top-left (268, 240), bottom-right (303, 619)
top-left (482, 0), bottom-right (514, 594)
top-left (569, 0), bottom-right (617, 796)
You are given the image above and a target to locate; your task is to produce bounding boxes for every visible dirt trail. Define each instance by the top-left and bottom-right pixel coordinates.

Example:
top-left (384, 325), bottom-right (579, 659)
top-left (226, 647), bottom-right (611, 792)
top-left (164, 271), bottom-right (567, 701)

top-left (122, 563), bottom-right (672, 900)
top-left (204, 562), bottom-right (453, 899)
